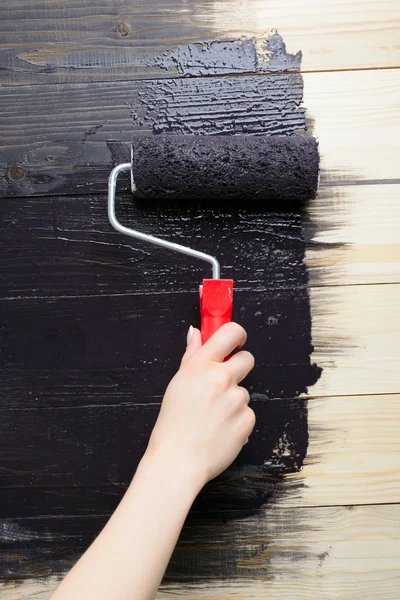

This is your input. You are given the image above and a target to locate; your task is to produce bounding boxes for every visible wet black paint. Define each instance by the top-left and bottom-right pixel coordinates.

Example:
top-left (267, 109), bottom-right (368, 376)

top-left (136, 72), bottom-right (306, 135)
top-left (136, 32), bottom-right (306, 136)
top-left (0, 30), bottom-right (321, 584)
top-left (260, 32), bottom-right (302, 72)
top-left (136, 30), bottom-right (321, 579)
top-left (150, 37), bottom-right (258, 76)
top-left (149, 32), bottom-right (301, 76)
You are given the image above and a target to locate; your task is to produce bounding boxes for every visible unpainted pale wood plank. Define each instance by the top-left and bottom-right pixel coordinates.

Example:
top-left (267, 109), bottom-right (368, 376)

top-left (305, 184), bottom-right (400, 286)
top-left (287, 394), bottom-right (400, 507)
top-left (0, 0), bottom-right (399, 84)
top-left (304, 69), bottom-right (400, 183)
top-left (309, 283), bottom-right (400, 397)
top-left (1, 504), bottom-right (400, 599)
top-left (1, 69), bottom-right (398, 198)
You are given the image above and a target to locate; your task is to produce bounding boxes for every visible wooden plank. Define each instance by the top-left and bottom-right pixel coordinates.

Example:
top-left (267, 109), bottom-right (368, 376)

top-left (0, 189), bottom-right (320, 408)
top-left (1, 0), bottom-right (399, 85)
top-left (1, 184), bottom-right (399, 302)
top-left (304, 69), bottom-right (400, 184)
top-left (1, 284), bottom-right (399, 404)
top-left (292, 394), bottom-right (400, 507)
top-left (0, 285), bottom-right (320, 403)
top-left (1, 394), bottom-right (399, 510)
top-left (0, 396), bottom-right (309, 491)
top-left (0, 72), bottom-right (305, 198)
top-left (0, 194), bottom-right (309, 298)
top-left (1, 69), bottom-right (398, 198)
top-left (1, 504), bottom-right (400, 598)
top-left (306, 184), bottom-right (400, 287)
top-left (309, 283), bottom-right (400, 397)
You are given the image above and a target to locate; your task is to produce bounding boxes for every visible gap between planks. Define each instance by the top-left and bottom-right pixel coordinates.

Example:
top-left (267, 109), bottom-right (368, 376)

top-left (2, 64), bottom-right (400, 90)
top-left (0, 177), bottom-right (398, 204)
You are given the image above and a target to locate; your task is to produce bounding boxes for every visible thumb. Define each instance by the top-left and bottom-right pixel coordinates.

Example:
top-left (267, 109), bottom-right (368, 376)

top-left (181, 326), bottom-right (202, 366)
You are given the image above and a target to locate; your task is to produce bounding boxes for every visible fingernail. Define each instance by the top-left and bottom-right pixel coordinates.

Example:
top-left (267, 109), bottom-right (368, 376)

top-left (186, 325), bottom-right (194, 346)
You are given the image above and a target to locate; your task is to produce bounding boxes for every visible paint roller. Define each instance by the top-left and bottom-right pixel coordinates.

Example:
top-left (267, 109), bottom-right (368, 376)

top-left (108, 134), bottom-right (319, 343)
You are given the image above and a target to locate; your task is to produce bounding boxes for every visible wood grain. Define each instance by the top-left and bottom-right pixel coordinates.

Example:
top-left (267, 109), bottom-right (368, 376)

top-left (1, 504), bottom-right (400, 597)
top-left (1, 0), bottom-right (399, 85)
top-left (292, 394), bottom-right (400, 507)
top-left (0, 192), bottom-right (308, 298)
top-left (0, 72), bottom-right (305, 198)
top-left (306, 184), bottom-right (400, 287)
top-left (1, 184), bottom-right (399, 303)
top-left (309, 283), bottom-right (400, 397)
top-left (1, 69), bottom-right (398, 198)
top-left (304, 69), bottom-right (400, 183)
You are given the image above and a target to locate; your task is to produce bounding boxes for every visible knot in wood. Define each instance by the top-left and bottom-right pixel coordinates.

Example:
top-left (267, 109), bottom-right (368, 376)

top-left (7, 165), bottom-right (26, 181)
top-left (115, 22), bottom-right (131, 37)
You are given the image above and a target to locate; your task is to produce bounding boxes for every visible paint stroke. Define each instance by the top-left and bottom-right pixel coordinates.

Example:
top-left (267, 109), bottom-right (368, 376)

top-left (149, 31), bottom-right (301, 76)
top-left (133, 30), bottom-right (321, 531)
top-left (150, 37), bottom-right (258, 76)
top-left (136, 32), bottom-right (306, 136)
top-left (0, 31), bottom-right (322, 587)
top-left (136, 73), bottom-right (305, 135)
top-left (259, 32), bottom-right (303, 72)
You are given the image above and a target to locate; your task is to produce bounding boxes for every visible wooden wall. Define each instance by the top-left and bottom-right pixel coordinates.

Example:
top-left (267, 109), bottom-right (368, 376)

top-left (1, 1), bottom-right (399, 598)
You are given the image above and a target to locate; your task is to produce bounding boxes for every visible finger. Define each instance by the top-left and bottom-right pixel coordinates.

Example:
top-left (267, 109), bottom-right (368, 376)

top-left (225, 350), bottom-right (255, 383)
top-left (181, 326), bottom-right (202, 366)
top-left (200, 322), bottom-right (247, 363)
top-left (237, 385), bottom-right (251, 405)
top-left (243, 407), bottom-right (256, 438)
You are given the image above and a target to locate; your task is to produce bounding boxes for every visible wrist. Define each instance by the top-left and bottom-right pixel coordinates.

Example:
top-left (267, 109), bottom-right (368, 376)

top-left (135, 447), bottom-right (206, 500)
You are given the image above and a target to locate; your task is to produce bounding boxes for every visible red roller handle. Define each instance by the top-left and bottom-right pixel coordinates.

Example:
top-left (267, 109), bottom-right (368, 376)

top-left (199, 279), bottom-right (234, 344)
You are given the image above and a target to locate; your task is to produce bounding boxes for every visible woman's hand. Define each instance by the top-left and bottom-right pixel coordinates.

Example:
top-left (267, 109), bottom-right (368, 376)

top-left (145, 322), bottom-right (256, 487)
top-left (51, 322), bottom-right (256, 600)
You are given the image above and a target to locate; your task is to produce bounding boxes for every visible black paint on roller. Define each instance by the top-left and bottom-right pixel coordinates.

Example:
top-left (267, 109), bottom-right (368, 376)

top-left (131, 134), bottom-right (319, 205)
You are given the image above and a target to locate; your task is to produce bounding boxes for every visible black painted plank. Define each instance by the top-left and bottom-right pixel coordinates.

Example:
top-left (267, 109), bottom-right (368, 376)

top-left (0, 486), bottom-right (124, 519)
top-left (2, 364), bottom-right (316, 412)
top-left (0, 504), bottom-right (311, 582)
top-left (0, 194), bottom-right (307, 299)
top-left (0, 288), bottom-right (318, 401)
top-left (0, 3), bottom-right (300, 85)
top-left (0, 477), bottom-right (302, 519)
top-left (0, 399), bottom-right (306, 490)
top-left (0, 71), bottom-right (306, 198)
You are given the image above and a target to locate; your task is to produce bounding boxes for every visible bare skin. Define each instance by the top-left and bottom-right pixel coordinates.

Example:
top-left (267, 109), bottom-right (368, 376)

top-left (51, 322), bottom-right (255, 600)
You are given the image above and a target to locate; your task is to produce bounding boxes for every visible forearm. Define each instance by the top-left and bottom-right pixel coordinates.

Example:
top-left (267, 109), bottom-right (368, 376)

top-left (51, 323), bottom-right (255, 599)
top-left (52, 451), bottom-right (203, 600)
